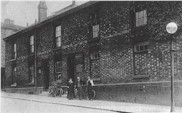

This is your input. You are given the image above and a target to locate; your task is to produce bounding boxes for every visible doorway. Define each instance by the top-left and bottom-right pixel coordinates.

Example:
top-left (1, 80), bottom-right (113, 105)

top-left (42, 60), bottom-right (49, 90)
top-left (67, 54), bottom-right (75, 82)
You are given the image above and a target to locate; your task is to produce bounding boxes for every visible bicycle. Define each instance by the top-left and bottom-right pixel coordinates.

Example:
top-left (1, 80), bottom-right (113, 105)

top-left (75, 86), bottom-right (96, 100)
top-left (48, 82), bottom-right (64, 97)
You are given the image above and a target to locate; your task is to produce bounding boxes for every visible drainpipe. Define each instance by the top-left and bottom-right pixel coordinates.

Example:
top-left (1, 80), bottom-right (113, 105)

top-left (34, 29), bottom-right (37, 87)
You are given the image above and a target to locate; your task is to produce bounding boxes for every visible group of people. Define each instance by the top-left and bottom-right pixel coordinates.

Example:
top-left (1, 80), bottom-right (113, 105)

top-left (67, 76), bottom-right (94, 100)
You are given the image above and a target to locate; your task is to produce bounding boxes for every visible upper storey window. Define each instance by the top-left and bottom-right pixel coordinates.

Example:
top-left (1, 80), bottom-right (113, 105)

top-left (12, 43), bottom-right (17, 59)
top-left (136, 10), bottom-right (147, 27)
top-left (90, 12), bottom-right (99, 38)
top-left (55, 25), bottom-right (61, 47)
top-left (93, 24), bottom-right (99, 38)
top-left (30, 35), bottom-right (34, 53)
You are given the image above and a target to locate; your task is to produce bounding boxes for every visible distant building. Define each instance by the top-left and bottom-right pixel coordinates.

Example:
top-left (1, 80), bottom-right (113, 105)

top-left (1, 19), bottom-right (24, 89)
top-left (3, 1), bottom-right (182, 106)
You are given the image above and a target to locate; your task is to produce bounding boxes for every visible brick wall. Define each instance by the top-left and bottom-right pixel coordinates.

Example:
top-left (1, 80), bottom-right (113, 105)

top-left (36, 23), bottom-right (54, 87)
top-left (4, 1), bottom-right (182, 88)
top-left (99, 1), bottom-right (182, 83)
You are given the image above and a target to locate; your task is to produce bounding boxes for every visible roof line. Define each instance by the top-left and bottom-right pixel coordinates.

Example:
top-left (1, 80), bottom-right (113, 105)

top-left (4, 1), bottom-right (99, 41)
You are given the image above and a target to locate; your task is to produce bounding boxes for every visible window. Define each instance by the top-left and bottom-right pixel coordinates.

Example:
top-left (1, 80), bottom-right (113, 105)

top-left (90, 51), bottom-right (100, 60)
top-left (90, 12), bottom-right (99, 38)
top-left (30, 35), bottom-right (34, 53)
top-left (13, 43), bottom-right (17, 59)
top-left (134, 42), bottom-right (149, 52)
top-left (29, 64), bottom-right (34, 84)
top-left (55, 25), bottom-right (61, 47)
top-left (93, 24), bottom-right (99, 38)
top-left (55, 61), bottom-right (62, 73)
top-left (12, 66), bottom-right (16, 84)
top-left (136, 10), bottom-right (147, 27)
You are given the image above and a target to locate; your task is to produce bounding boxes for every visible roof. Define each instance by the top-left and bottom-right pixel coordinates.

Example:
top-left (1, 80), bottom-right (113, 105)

top-left (1, 22), bottom-right (24, 31)
top-left (52, 3), bottom-right (77, 16)
top-left (4, 1), bottom-right (98, 41)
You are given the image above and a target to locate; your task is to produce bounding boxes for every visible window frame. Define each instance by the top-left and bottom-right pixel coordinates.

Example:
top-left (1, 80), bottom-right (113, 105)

top-left (134, 42), bottom-right (149, 53)
top-left (12, 43), bottom-right (17, 59)
top-left (92, 24), bottom-right (99, 38)
top-left (90, 11), bottom-right (100, 39)
top-left (12, 66), bottom-right (16, 84)
top-left (90, 51), bottom-right (100, 60)
top-left (55, 25), bottom-right (62, 48)
top-left (136, 10), bottom-right (147, 27)
top-left (55, 61), bottom-right (62, 73)
top-left (30, 35), bottom-right (34, 53)
top-left (29, 64), bottom-right (35, 84)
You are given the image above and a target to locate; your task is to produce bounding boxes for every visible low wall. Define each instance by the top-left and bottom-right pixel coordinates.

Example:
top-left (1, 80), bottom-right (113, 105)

top-left (93, 81), bottom-right (182, 107)
top-left (4, 87), bottom-right (43, 94)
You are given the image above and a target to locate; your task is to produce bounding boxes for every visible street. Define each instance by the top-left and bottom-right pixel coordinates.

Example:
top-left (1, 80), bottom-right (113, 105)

top-left (1, 97), bottom-right (118, 113)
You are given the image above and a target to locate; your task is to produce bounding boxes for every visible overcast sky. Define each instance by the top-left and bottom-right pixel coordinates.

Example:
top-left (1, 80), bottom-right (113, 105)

top-left (1, 0), bottom-right (88, 27)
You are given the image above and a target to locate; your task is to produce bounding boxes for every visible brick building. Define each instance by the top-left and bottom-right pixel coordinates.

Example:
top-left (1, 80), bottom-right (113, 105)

top-left (4, 1), bottom-right (182, 106)
top-left (1, 19), bottom-right (24, 89)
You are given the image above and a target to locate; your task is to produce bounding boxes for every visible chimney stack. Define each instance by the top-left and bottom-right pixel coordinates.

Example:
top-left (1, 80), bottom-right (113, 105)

top-left (4, 19), bottom-right (14, 25)
top-left (38, 1), bottom-right (47, 22)
top-left (72, 0), bottom-right (76, 5)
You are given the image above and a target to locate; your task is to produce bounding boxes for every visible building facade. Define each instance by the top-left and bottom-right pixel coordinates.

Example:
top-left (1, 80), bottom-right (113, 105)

top-left (4, 1), bottom-right (182, 106)
top-left (1, 19), bottom-right (24, 89)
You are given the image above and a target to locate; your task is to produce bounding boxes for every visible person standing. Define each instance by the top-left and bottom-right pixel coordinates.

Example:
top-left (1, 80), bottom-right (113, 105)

top-left (56, 74), bottom-right (62, 85)
top-left (75, 77), bottom-right (84, 100)
top-left (87, 76), bottom-right (94, 100)
top-left (67, 78), bottom-right (74, 100)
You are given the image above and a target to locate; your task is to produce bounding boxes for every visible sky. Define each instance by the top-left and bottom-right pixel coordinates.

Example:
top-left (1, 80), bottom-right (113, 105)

top-left (1, 0), bottom-right (88, 27)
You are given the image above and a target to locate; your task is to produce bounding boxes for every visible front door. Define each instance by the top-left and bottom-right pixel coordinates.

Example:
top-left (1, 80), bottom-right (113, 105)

top-left (42, 60), bottom-right (49, 90)
top-left (67, 54), bottom-right (75, 82)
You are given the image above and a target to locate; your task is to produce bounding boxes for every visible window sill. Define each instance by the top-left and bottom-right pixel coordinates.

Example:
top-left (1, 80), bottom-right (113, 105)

top-left (90, 58), bottom-right (99, 61)
top-left (28, 82), bottom-right (35, 86)
top-left (11, 83), bottom-right (17, 87)
top-left (53, 47), bottom-right (62, 51)
top-left (134, 51), bottom-right (148, 54)
top-left (136, 24), bottom-right (147, 28)
top-left (9, 58), bottom-right (16, 62)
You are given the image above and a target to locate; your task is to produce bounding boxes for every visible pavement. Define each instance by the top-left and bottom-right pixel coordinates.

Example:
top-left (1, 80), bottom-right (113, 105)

top-left (1, 91), bottom-right (182, 113)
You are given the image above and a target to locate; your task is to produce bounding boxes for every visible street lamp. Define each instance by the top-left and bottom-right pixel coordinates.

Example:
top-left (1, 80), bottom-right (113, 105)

top-left (166, 22), bottom-right (178, 112)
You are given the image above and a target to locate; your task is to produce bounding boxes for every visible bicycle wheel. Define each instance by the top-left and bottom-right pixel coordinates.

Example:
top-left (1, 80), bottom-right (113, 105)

top-left (59, 88), bottom-right (64, 97)
top-left (91, 89), bottom-right (96, 99)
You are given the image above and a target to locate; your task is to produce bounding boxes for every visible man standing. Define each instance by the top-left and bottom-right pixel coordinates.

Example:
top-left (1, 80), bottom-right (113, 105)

top-left (87, 76), bottom-right (94, 100)
top-left (67, 78), bottom-right (74, 100)
top-left (75, 77), bottom-right (84, 100)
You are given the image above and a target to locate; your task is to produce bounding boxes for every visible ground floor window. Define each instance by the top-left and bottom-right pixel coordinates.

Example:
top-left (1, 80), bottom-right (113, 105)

top-left (29, 64), bottom-right (34, 84)
top-left (12, 66), bottom-right (16, 84)
top-left (90, 51), bottom-right (100, 60)
top-left (134, 41), bottom-right (149, 53)
top-left (55, 61), bottom-right (62, 73)
top-left (90, 51), bottom-right (100, 78)
top-left (75, 53), bottom-right (84, 73)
